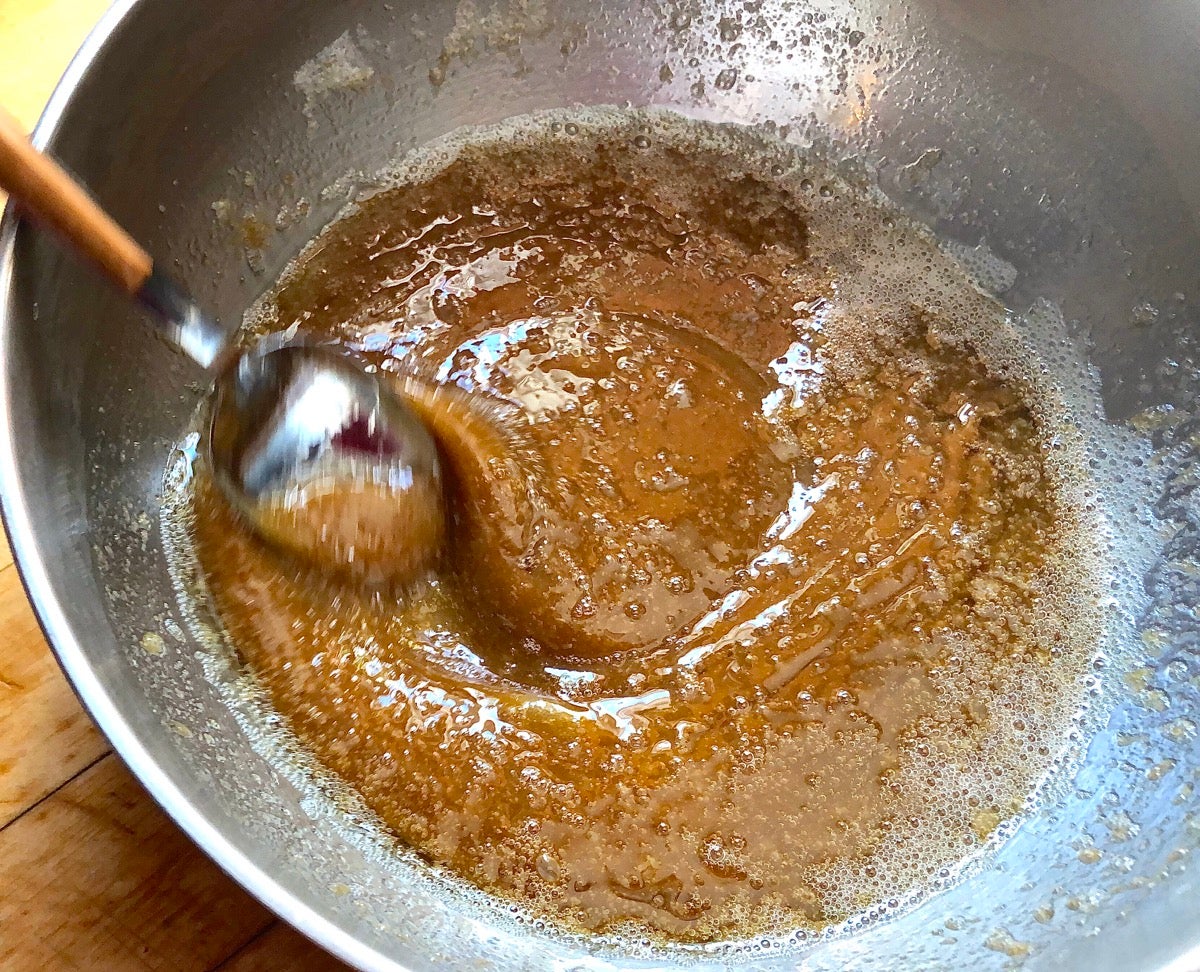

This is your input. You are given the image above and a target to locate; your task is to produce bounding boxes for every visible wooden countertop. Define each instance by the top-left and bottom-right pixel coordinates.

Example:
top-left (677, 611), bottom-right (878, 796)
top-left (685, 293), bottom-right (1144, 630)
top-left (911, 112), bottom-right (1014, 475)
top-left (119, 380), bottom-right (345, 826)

top-left (0, 4), bottom-right (346, 968)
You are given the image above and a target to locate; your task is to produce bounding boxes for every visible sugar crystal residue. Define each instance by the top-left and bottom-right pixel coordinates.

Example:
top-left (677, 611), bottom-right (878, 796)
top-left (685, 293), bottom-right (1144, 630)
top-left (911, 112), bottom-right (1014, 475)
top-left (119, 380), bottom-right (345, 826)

top-left (293, 31), bottom-right (375, 118)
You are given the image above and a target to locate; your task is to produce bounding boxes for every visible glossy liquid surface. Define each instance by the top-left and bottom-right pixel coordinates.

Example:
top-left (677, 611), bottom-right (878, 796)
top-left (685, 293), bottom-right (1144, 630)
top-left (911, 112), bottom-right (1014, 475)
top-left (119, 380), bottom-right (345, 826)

top-left (182, 112), bottom-right (1104, 942)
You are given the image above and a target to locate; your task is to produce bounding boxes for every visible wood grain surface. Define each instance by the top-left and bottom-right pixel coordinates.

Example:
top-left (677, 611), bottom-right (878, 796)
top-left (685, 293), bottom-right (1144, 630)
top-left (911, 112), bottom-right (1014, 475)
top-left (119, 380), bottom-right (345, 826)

top-left (0, 4), bottom-right (348, 969)
top-left (0, 104), bottom-right (154, 293)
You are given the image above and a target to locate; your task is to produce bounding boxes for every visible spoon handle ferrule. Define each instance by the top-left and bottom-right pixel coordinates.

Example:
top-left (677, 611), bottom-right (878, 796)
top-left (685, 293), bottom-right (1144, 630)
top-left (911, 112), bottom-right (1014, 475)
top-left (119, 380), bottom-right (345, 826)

top-left (137, 267), bottom-right (229, 371)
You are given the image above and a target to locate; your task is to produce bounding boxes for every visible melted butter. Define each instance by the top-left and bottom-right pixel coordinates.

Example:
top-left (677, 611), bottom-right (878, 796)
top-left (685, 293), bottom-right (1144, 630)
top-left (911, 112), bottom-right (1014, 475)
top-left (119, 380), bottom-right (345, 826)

top-left (181, 111), bottom-right (1105, 942)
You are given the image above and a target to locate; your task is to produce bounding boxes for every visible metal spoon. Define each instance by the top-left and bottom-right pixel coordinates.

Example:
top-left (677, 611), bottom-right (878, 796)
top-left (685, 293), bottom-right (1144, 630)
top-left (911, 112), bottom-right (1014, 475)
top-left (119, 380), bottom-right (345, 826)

top-left (0, 106), bottom-right (445, 585)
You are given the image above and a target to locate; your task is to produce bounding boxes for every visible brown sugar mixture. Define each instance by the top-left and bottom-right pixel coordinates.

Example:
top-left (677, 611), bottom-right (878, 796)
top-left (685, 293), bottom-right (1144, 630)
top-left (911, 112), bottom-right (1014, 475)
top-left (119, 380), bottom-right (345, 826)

top-left (177, 110), bottom-right (1105, 942)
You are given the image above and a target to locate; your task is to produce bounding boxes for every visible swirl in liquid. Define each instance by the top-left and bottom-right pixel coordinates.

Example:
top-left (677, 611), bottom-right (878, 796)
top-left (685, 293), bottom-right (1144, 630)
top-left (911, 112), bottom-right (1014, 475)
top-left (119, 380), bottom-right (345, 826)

top-left (182, 111), bottom-right (1105, 942)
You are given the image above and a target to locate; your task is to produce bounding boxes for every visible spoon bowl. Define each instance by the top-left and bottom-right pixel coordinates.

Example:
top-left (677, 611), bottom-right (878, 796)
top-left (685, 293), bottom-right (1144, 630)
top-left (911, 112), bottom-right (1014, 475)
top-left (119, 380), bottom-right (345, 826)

top-left (208, 338), bottom-right (445, 585)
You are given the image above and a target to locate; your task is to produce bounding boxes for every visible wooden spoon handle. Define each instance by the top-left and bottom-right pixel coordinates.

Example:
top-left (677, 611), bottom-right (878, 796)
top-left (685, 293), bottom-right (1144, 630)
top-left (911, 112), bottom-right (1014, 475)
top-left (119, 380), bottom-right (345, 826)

top-left (0, 105), bottom-right (152, 294)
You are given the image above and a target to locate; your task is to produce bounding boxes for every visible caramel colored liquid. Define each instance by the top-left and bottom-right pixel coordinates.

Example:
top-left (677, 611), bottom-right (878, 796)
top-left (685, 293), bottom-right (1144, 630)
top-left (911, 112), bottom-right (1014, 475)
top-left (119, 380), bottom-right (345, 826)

top-left (182, 112), bottom-right (1103, 942)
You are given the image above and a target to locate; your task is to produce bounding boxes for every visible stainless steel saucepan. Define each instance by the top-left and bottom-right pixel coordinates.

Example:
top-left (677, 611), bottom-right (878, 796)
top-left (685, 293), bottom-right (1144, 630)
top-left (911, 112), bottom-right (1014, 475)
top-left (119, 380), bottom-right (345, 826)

top-left (3, 1), bottom-right (1199, 969)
